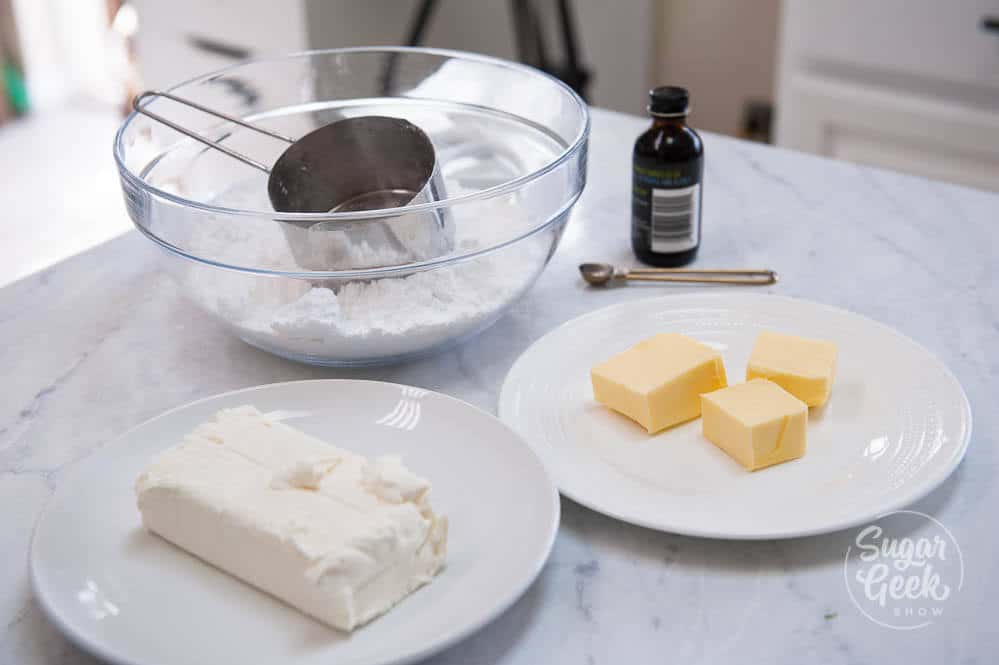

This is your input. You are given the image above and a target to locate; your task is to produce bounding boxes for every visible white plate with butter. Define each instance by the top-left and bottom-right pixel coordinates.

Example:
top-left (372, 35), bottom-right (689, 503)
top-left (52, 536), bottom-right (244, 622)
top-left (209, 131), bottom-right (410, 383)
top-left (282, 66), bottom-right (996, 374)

top-left (31, 380), bottom-right (559, 665)
top-left (499, 294), bottom-right (971, 539)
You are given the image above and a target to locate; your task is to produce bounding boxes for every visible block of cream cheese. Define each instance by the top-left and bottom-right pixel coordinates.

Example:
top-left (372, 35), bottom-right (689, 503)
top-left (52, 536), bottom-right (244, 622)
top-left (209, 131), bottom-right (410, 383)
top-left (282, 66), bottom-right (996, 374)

top-left (701, 379), bottom-right (807, 471)
top-left (135, 406), bottom-right (447, 632)
top-left (746, 330), bottom-right (837, 406)
top-left (591, 333), bottom-right (728, 433)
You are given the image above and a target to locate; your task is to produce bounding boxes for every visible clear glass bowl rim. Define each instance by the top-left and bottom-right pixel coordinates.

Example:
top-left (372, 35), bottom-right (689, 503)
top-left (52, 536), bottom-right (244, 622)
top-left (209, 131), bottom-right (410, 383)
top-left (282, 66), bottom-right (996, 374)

top-left (114, 46), bottom-right (590, 279)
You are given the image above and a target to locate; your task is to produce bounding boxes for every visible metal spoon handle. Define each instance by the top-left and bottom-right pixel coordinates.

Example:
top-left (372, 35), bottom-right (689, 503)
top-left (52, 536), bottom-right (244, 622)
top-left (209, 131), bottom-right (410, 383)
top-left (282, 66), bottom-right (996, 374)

top-left (628, 268), bottom-right (775, 276)
top-left (624, 269), bottom-right (777, 285)
top-left (131, 91), bottom-right (295, 174)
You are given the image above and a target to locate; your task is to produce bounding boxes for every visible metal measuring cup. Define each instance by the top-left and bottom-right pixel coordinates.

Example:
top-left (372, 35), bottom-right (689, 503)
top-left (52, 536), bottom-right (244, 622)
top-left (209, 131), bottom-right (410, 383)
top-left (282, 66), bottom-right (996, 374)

top-left (269, 115), bottom-right (454, 271)
top-left (132, 93), bottom-right (454, 271)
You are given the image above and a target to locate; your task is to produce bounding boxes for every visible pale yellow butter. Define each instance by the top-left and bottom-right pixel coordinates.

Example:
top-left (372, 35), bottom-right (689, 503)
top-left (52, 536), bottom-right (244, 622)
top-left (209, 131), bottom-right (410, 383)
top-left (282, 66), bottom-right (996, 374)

top-left (701, 379), bottom-right (807, 471)
top-left (591, 333), bottom-right (728, 433)
top-left (746, 331), bottom-right (837, 407)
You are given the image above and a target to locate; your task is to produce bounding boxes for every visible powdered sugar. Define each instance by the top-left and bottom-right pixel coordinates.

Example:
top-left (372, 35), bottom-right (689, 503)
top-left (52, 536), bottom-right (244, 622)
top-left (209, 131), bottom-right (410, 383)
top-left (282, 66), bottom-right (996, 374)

top-left (245, 250), bottom-right (538, 360)
top-left (182, 193), bottom-right (546, 363)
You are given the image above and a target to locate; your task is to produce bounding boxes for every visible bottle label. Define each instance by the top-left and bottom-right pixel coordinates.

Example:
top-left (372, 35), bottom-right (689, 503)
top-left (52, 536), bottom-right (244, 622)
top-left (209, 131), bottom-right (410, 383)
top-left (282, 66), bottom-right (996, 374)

top-left (648, 184), bottom-right (700, 252)
top-left (632, 163), bottom-right (702, 253)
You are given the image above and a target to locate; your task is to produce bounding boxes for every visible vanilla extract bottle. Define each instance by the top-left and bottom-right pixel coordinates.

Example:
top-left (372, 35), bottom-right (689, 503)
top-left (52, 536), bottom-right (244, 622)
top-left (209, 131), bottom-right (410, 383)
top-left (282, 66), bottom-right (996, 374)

top-left (631, 86), bottom-right (703, 267)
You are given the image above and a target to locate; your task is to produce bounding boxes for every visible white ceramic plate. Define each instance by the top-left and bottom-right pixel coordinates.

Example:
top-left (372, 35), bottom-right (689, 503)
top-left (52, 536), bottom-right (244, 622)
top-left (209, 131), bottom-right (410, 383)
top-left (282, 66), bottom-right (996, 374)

top-left (498, 294), bottom-right (971, 539)
top-left (31, 380), bottom-right (559, 665)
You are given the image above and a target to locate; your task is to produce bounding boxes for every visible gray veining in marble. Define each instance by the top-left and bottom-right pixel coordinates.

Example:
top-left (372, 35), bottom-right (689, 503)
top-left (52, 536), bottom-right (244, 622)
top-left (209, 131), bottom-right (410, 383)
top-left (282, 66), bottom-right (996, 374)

top-left (1, 108), bottom-right (997, 664)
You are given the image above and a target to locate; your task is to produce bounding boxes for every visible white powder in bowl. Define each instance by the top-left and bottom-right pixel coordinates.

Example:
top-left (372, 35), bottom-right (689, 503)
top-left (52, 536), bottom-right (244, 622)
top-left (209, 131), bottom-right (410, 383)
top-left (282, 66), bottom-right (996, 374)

top-left (181, 195), bottom-right (547, 362)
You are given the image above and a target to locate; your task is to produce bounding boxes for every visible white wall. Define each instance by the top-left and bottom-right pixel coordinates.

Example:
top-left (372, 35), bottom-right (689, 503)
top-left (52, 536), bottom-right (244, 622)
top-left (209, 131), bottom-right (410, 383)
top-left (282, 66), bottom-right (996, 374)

top-left (12, 0), bottom-right (127, 109)
top-left (654, 0), bottom-right (781, 136)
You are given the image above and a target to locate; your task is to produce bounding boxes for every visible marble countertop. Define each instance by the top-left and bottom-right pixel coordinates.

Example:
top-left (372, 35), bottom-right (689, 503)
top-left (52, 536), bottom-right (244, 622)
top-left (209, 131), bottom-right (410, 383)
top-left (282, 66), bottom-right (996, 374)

top-left (2, 108), bottom-right (997, 664)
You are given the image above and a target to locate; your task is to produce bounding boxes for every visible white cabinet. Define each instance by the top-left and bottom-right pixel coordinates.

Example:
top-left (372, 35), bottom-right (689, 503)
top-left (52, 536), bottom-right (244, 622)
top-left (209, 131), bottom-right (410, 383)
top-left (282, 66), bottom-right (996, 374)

top-left (132, 0), bottom-right (309, 89)
top-left (775, 0), bottom-right (999, 191)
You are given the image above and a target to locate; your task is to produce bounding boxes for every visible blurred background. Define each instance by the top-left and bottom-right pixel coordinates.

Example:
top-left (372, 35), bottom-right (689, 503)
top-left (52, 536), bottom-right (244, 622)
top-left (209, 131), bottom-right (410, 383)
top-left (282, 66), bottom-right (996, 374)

top-left (1, 0), bottom-right (998, 285)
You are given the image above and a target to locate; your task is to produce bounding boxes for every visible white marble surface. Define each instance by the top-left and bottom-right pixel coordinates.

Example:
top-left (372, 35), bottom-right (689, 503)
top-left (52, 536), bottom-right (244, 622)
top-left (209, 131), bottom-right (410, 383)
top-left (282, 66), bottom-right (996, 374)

top-left (1, 108), bottom-right (997, 664)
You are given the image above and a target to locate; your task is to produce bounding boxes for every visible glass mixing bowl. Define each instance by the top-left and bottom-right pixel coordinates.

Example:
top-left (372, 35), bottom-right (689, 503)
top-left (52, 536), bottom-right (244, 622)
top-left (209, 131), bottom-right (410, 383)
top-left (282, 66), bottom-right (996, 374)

top-left (114, 48), bottom-right (589, 365)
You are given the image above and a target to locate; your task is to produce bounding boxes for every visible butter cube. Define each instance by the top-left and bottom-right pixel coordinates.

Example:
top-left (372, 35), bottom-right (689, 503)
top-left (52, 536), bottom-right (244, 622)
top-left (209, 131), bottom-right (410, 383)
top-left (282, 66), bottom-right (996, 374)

top-left (591, 333), bottom-right (728, 433)
top-left (746, 331), bottom-right (837, 406)
top-left (701, 379), bottom-right (807, 471)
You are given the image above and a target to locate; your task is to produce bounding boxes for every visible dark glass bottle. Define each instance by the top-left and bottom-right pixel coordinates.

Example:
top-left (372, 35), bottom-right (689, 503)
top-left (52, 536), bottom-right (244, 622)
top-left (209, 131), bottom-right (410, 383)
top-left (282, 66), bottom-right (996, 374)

top-left (631, 86), bottom-right (703, 267)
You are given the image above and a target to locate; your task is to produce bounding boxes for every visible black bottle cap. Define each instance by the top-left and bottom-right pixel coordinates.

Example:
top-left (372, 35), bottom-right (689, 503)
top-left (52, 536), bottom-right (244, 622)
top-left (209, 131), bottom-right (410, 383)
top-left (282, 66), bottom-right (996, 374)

top-left (649, 86), bottom-right (689, 116)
